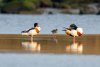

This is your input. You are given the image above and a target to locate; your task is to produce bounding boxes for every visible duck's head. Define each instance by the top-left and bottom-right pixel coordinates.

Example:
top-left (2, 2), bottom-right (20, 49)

top-left (70, 24), bottom-right (78, 30)
top-left (34, 23), bottom-right (38, 27)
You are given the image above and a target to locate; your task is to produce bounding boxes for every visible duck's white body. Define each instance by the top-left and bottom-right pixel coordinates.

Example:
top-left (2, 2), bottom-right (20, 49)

top-left (66, 27), bottom-right (83, 37)
top-left (22, 27), bottom-right (41, 36)
top-left (29, 27), bottom-right (41, 35)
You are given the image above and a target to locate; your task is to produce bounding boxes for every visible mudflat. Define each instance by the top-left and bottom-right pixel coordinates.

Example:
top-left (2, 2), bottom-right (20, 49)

top-left (0, 34), bottom-right (100, 55)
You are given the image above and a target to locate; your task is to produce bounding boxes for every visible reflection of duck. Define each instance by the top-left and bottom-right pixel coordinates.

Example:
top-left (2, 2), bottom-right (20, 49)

top-left (66, 42), bottom-right (83, 54)
top-left (21, 23), bottom-right (41, 41)
top-left (22, 41), bottom-right (41, 52)
top-left (63, 24), bottom-right (83, 43)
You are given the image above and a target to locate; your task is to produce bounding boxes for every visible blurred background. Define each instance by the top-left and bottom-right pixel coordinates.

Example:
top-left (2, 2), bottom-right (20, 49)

top-left (0, 0), bottom-right (100, 14)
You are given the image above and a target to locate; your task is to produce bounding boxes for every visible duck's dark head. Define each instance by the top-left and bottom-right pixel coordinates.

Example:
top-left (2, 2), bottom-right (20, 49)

top-left (34, 23), bottom-right (38, 27)
top-left (70, 24), bottom-right (78, 30)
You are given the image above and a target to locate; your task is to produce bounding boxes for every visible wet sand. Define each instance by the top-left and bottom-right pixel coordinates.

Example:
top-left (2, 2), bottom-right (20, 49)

top-left (0, 34), bottom-right (100, 40)
top-left (0, 34), bottom-right (100, 55)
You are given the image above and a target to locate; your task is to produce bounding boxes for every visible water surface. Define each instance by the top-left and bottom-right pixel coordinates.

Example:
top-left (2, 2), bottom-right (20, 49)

top-left (0, 34), bottom-right (100, 67)
top-left (0, 14), bottom-right (100, 67)
top-left (0, 14), bottom-right (100, 34)
top-left (0, 34), bottom-right (100, 54)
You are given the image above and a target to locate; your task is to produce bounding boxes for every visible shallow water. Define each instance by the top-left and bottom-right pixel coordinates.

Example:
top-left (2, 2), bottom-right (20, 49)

top-left (0, 14), bottom-right (100, 34)
top-left (0, 35), bottom-right (100, 67)
top-left (0, 35), bottom-right (100, 54)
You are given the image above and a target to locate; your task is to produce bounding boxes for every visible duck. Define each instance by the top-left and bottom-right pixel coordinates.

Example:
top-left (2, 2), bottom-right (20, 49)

top-left (64, 24), bottom-right (83, 43)
top-left (21, 23), bottom-right (41, 41)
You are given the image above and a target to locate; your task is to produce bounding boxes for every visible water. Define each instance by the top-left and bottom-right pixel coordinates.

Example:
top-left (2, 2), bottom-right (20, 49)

top-left (0, 14), bottom-right (100, 34)
top-left (0, 54), bottom-right (100, 67)
top-left (0, 14), bottom-right (100, 67)
top-left (0, 35), bottom-right (100, 54)
top-left (0, 36), bottom-right (100, 67)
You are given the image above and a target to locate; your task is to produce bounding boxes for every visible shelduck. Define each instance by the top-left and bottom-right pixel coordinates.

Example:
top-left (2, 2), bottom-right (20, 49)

top-left (64, 24), bottom-right (83, 43)
top-left (21, 23), bottom-right (41, 41)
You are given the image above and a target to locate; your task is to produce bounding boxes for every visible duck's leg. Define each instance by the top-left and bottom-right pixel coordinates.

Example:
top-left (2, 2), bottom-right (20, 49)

top-left (31, 35), bottom-right (33, 41)
top-left (73, 36), bottom-right (76, 43)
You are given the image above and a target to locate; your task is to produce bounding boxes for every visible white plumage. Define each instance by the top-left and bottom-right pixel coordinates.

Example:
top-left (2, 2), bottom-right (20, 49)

top-left (66, 27), bottom-right (83, 37)
top-left (21, 27), bottom-right (41, 36)
top-left (28, 27), bottom-right (41, 36)
top-left (21, 26), bottom-right (41, 41)
top-left (77, 28), bottom-right (83, 34)
top-left (70, 30), bottom-right (78, 37)
top-left (65, 24), bottom-right (83, 43)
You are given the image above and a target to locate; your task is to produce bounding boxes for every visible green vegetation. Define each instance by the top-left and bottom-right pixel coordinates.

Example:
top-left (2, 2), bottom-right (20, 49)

top-left (0, 0), bottom-right (100, 14)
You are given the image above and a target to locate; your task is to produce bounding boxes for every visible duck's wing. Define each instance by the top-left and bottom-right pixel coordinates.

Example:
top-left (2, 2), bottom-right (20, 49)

top-left (27, 27), bottom-right (34, 32)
